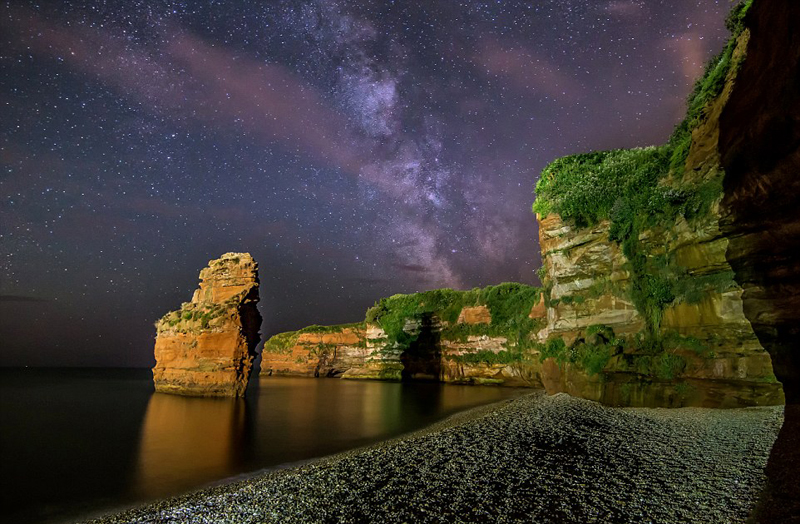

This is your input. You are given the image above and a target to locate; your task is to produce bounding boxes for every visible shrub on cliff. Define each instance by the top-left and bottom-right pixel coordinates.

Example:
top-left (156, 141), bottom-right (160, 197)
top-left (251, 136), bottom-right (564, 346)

top-left (262, 322), bottom-right (366, 354)
top-left (531, 0), bottom-right (752, 343)
top-left (532, 146), bottom-right (668, 228)
top-left (365, 283), bottom-right (542, 353)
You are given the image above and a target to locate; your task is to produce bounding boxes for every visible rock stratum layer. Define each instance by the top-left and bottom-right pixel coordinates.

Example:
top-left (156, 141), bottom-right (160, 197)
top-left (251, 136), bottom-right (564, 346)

top-left (529, 0), bottom-right (789, 409)
top-left (262, 284), bottom-right (547, 388)
top-left (153, 253), bottom-right (262, 397)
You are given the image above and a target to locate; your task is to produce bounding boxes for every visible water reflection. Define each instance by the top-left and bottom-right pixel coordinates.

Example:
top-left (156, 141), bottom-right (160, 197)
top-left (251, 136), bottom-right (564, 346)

top-left (0, 372), bottom-right (527, 524)
top-left (131, 377), bottom-right (527, 502)
top-left (244, 378), bottom-right (522, 465)
top-left (134, 393), bottom-right (247, 498)
top-left (0, 369), bottom-right (153, 524)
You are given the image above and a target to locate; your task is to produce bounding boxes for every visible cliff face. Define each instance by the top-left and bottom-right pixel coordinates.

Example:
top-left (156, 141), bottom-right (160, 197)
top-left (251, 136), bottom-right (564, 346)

top-left (262, 284), bottom-right (547, 387)
top-left (153, 253), bottom-right (262, 397)
top-left (537, 212), bottom-right (781, 407)
top-left (260, 324), bottom-right (368, 378)
top-left (532, 0), bottom-right (784, 408)
top-left (716, 1), bottom-right (800, 406)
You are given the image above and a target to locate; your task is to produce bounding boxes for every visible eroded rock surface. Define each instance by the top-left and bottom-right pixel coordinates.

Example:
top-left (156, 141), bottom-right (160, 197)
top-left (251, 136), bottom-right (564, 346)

top-left (153, 253), bottom-right (262, 397)
top-left (260, 326), bottom-right (367, 378)
top-left (532, 1), bottom-right (785, 408)
top-left (261, 286), bottom-right (546, 387)
top-left (536, 211), bottom-right (782, 407)
top-left (715, 0), bottom-right (800, 518)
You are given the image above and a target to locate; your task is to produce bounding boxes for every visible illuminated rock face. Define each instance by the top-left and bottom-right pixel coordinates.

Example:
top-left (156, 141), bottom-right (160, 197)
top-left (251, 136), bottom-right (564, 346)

top-left (262, 311), bottom-right (546, 388)
top-left (536, 212), bottom-right (783, 407)
top-left (533, 2), bottom-right (791, 408)
top-left (260, 327), bottom-right (368, 378)
top-left (153, 253), bottom-right (262, 397)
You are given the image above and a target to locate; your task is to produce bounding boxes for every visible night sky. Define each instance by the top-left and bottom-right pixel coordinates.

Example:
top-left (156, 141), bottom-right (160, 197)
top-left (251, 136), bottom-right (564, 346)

top-left (1, 1), bottom-right (731, 367)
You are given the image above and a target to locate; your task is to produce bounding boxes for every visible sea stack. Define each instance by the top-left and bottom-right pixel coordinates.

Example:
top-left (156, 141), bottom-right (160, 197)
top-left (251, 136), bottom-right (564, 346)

top-left (152, 253), bottom-right (262, 397)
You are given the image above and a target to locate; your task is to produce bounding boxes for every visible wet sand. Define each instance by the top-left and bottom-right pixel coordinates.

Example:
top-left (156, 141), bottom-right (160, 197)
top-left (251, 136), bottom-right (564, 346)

top-left (85, 391), bottom-right (783, 524)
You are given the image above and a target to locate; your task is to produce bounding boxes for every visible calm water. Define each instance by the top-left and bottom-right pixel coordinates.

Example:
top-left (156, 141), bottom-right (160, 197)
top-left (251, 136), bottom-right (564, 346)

top-left (0, 368), bottom-right (529, 524)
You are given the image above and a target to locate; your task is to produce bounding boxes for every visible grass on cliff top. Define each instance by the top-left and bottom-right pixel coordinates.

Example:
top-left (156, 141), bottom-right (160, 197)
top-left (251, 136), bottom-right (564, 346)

top-left (263, 322), bottom-right (366, 354)
top-left (532, 0), bottom-right (751, 227)
top-left (531, 0), bottom-right (751, 343)
top-left (365, 283), bottom-right (542, 351)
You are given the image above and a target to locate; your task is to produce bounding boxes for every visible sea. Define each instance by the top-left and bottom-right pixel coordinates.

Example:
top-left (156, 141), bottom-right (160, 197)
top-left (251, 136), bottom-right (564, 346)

top-left (0, 368), bottom-right (529, 524)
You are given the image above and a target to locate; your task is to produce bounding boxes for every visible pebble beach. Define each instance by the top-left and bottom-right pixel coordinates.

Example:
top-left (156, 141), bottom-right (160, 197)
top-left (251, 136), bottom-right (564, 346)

top-left (86, 391), bottom-right (783, 524)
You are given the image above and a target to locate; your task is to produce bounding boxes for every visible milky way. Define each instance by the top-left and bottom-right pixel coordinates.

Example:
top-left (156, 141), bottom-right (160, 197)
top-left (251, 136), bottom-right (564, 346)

top-left (0, 1), bottom-right (731, 366)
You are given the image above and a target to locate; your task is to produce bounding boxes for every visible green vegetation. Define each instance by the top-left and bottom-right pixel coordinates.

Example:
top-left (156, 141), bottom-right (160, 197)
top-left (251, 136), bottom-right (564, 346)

top-left (264, 331), bottom-right (303, 354)
top-left (262, 322), bottom-right (366, 354)
top-left (533, 146), bottom-right (671, 228)
top-left (365, 282), bottom-right (543, 352)
top-left (662, 331), bottom-right (711, 356)
top-left (454, 349), bottom-right (527, 365)
top-left (674, 381), bottom-right (694, 397)
top-left (155, 297), bottom-right (234, 334)
top-left (536, 324), bottom-right (622, 376)
top-left (531, 1), bottom-right (752, 357)
top-left (538, 337), bottom-right (568, 362)
top-left (539, 324), bottom-right (623, 376)
top-left (653, 353), bottom-right (687, 380)
top-left (672, 270), bottom-right (736, 305)
top-left (669, 0), bottom-right (753, 173)
top-left (293, 322), bottom-right (365, 334)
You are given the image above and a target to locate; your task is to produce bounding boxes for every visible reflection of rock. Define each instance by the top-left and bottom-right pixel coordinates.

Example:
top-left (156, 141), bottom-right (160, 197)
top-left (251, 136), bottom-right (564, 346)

top-left (134, 393), bottom-right (246, 498)
top-left (254, 377), bottom-right (404, 445)
top-left (153, 253), bottom-right (262, 397)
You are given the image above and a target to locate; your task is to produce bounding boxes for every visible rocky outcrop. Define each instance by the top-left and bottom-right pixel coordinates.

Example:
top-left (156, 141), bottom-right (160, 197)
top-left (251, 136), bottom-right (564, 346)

top-left (536, 216), bottom-right (643, 345)
top-left (153, 253), bottom-right (262, 397)
top-left (262, 284), bottom-right (546, 386)
top-left (716, 1), bottom-right (800, 406)
top-left (456, 306), bottom-right (491, 325)
top-left (536, 210), bottom-right (782, 407)
top-left (260, 324), bottom-right (367, 378)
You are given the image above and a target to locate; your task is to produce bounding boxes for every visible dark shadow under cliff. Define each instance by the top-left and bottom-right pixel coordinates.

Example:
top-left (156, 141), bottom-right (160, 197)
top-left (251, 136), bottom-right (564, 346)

top-left (400, 313), bottom-right (443, 382)
top-left (718, 0), bottom-right (800, 520)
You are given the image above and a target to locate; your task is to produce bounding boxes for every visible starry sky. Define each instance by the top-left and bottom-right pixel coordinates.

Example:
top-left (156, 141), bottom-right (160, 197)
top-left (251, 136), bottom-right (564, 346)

top-left (1, 0), bottom-right (732, 367)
